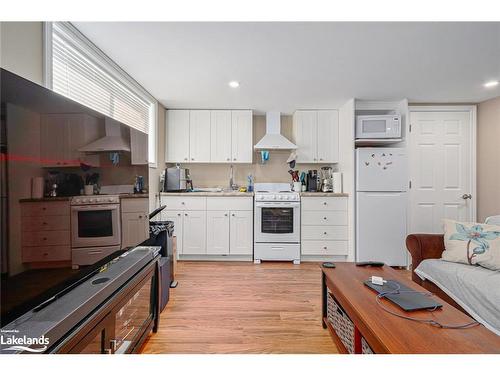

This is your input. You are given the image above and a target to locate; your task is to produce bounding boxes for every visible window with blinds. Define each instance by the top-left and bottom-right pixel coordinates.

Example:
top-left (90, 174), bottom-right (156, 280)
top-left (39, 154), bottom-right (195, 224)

top-left (45, 22), bottom-right (157, 165)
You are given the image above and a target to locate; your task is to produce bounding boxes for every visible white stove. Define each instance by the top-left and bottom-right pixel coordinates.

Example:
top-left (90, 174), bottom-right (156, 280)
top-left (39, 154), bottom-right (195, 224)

top-left (253, 183), bottom-right (301, 264)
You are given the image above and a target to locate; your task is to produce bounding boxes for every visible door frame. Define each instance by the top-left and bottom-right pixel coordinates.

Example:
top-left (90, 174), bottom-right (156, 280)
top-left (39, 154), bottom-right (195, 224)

top-left (408, 105), bottom-right (477, 224)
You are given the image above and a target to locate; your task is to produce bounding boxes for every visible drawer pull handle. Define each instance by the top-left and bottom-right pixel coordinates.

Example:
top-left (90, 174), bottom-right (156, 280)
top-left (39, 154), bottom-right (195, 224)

top-left (181, 202), bottom-right (185, 205)
top-left (43, 253), bottom-right (49, 256)
top-left (224, 213), bottom-right (228, 217)
top-left (323, 246), bottom-right (328, 250)
top-left (139, 215), bottom-right (143, 219)
top-left (323, 217), bottom-right (327, 220)
top-left (89, 250), bottom-right (102, 254)
top-left (184, 213), bottom-right (188, 216)
top-left (324, 232), bottom-right (327, 235)
top-left (42, 222), bottom-right (48, 225)
top-left (232, 213), bottom-right (235, 217)
top-left (177, 213), bottom-right (181, 216)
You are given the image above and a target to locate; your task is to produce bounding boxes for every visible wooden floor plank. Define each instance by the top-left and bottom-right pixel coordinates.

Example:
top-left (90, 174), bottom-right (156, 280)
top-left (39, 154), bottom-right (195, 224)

top-left (141, 261), bottom-right (337, 354)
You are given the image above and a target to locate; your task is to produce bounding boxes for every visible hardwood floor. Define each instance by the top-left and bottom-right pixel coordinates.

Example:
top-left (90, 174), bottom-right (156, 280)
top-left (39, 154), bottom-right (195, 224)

top-left (141, 261), bottom-right (337, 354)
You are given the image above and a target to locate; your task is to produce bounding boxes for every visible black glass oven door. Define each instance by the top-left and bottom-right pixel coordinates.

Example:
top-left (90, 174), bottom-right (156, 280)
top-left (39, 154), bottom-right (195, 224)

top-left (78, 210), bottom-right (113, 238)
top-left (261, 207), bottom-right (294, 234)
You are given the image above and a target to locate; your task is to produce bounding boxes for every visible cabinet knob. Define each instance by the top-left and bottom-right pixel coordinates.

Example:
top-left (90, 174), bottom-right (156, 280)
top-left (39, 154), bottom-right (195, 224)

top-left (43, 237), bottom-right (47, 241)
top-left (226, 158), bottom-right (230, 161)
top-left (177, 213), bottom-right (181, 216)
top-left (42, 207), bottom-right (46, 211)
top-left (323, 202), bottom-right (327, 205)
top-left (181, 202), bottom-right (185, 205)
top-left (139, 215), bottom-right (143, 219)
top-left (324, 232), bottom-right (327, 235)
top-left (232, 213), bottom-right (235, 217)
top-left (184, 213), bottom-right (188, 216)
top-left (224, 213), bottom-right (228, 217)
top-left (184, 158), bottom-right (188, 161)
top-left (43, 253), bottom-right (49, 256)
top-left (323, 246), bottom-right (327, 250)
top-left (42, 222), bottom-right (48, 225)
top-left (233, 158), bottom-right (236, 161)
top-left (323, 217), bottom-right (327, 220)
top-left (320, 158), bottom-right (323, 161)
top-left (191, 158), bottom-right (195, 161)
top-left (314, 158), bottom-right (317, 161)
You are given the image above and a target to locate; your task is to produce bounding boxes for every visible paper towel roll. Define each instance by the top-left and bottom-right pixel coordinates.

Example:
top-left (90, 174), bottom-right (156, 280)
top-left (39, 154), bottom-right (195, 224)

top-left (333, 172), bottom-right (343, 193)
top-left (31, 177), bottom-right (44, 199)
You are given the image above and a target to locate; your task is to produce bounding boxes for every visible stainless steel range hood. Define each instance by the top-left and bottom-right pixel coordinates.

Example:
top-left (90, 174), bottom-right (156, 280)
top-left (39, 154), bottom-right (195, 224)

top-left (254, 112), bottom-right (297, 150)
top-left (79, 118), bottom-right (131, 152)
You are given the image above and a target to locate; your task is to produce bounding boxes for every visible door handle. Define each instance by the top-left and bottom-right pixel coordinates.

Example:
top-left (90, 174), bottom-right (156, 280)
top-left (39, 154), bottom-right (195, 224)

top-left (462, 194), bottom-right (472, 200)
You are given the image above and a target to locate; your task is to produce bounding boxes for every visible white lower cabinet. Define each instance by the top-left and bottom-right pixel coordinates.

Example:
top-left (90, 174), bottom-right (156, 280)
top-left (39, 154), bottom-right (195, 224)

top-left (207, 210), bottom-right (230, 255)
top-left (121, 198), bottom-right (149, 248)
top-left (301, 196), bottom-right (348, 258)
top-left (182, 211), bottom-right (207, 254)
top-left (162, 195), bottom-right (253, 258)
top-left (229, 210), bottom-right (253, 255)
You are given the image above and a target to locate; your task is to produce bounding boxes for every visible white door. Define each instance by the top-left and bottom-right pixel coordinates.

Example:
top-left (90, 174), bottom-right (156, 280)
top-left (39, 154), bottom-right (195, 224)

top-left (229, 210), bottom-right (253, 255)
top-left (317, 110), bottom-right (339, 163)
top-left (231, 110), bottom-right (253, 163)
top-left (182, 210), bottom-right (207, 254)
top-left (206, 211), bottom-right (230, 255)
top-left (210, 110), bottom-right (232, 162)
top-left (409, 109), bottom-right (475, 233)
top-left (166, 110), bottom-right (190, 162)
top-left (162, 210), bottom-right (184, 255)
top-left (189, 110), bottom-right (211, 162)
top-left (293, 111), bottom-right (317, 163)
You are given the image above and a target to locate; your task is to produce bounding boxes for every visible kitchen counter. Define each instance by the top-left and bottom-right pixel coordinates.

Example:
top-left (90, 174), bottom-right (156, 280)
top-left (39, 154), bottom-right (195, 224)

top-left (160, 191), bottom-right (254, 197)
top-left (20, 193), bottom-right (149, 202)
top-left (19, 196), bottom-right (72, 202)
top-left (299, 192), bottom-right (349, 197)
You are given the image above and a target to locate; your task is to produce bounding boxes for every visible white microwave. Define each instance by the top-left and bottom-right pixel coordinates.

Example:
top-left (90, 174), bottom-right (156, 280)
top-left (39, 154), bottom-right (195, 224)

top-left (356, 115), bottom-right (401, 139)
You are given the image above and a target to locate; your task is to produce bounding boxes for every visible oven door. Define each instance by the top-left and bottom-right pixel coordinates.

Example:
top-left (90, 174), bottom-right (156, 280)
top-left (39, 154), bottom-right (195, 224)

top-left (71, 204), bottom-right (121, 248)
top-left (254, 201), bottom-right (300, 243)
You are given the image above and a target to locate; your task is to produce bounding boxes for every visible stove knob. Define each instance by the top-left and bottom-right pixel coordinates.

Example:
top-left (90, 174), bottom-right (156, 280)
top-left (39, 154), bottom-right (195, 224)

top-left (285, 196), bottom-right (291, 200)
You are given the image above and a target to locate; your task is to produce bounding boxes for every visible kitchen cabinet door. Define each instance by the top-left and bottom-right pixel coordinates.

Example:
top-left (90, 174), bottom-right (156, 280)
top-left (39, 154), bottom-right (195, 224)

top-left (206, 211), bottom-right (230, 255)
top-left (189, 110), bottom-right (211, 162)
top-left (293, 111), bottom-right (318, 163)
top-left (317, 110), bottom-right (339, 163)
top-left (182, 210), bottom-right (207, 254)
top-left (121, 212), bottom-right (149, 248)
top-left (130, 128), bottom-right (149, 165)
top-left (161, 210), bottom-right (184, 255)
top-left (231, 110), bottom-right (253, 163)
top-left (210, 110), bottom-right (232, 162)
top-left (229, 210), bottom-right (253, 255)
top-left (166, 110), bottom-right (190, 163)
top-left (40, 114), bottom-right (69, 167)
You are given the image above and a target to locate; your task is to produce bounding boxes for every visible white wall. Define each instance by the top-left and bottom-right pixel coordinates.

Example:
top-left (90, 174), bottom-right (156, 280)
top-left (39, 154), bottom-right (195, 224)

top-left (0, 22), bottom-right (44, 85)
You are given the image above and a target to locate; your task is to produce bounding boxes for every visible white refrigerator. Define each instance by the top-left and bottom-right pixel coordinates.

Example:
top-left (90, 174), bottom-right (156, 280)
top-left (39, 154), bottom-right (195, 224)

top-left (356, 147), bottom-right (408, 266)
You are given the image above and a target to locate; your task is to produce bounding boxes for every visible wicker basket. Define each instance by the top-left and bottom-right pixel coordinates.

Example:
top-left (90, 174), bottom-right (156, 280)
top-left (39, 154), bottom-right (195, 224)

top-left (361, 337), bottom-right (374, 354)
top-left (327, 289), bottom-right (355, 354)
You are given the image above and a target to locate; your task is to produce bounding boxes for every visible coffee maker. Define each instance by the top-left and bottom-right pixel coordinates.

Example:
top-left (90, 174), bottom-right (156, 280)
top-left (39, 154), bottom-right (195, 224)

top-left (306, 170), bottom-right (319, 192)
top-left (320, 166), bottom-right (334, 192)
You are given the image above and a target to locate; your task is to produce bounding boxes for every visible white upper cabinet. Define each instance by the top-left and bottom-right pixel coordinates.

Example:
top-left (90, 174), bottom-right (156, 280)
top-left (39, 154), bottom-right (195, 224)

top-left (210, 110), bottom-right (232, 162)
top-left (189, 110), bottom-right (211, 162)
top-left (292, 110), bottom-right (339, 163)
top-left (231, 110), bottom-right (253, 163)
top-left (317, 110), bottom-right (339, 163)
top-left (40, 113), bottom-right (101, 167)
top-left (166, 109), bottom-right (252, 163)
top-left (130, 128), bottom-right (149, 165)
top-left (166, 110), bottom-right (190, 163)
top-left (293, 111), bottom-right (317, 163)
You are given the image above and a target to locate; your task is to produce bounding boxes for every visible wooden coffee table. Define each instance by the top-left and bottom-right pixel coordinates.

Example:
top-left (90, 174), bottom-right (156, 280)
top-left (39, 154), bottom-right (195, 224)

top-left (321, 263), bottom-right (500, 354)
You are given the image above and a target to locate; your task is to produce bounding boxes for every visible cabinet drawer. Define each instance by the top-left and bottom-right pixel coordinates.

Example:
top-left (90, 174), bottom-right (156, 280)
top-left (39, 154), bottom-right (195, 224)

top-left (302, 211), bottom-right (347, 226)
top-left (163, 196), bottom-right (206, 210)
top-left (21, 201), bottom-right (70, 217)
top-left (22, 215), bottom-right (70, 232)
top-left (72, 247), bottom-right (117, 266)
top-left (22, 245), bottom-right (71, 262)
top-left (301, 225), bottom-right (348, 241)
top-left (22, 230), bottom-right (70, 246)
top-left (121, 198), bottom-right (149, 213)
top-left (206, 197), bottom-right (253, 211)
top-left (301, 240), bottom-right (348, 255)
top-left (301, 197), bottom-right (347, 211)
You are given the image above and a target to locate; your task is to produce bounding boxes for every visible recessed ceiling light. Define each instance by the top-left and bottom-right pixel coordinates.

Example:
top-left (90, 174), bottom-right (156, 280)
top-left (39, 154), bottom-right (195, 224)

top-left (228, 81), bottom-right (240, 88)
top-left (483, 80), bottom-right (499, 88)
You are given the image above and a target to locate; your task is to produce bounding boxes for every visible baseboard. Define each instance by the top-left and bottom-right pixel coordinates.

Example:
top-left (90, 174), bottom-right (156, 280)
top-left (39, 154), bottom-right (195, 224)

top-left (300, 255), bottom-right (348, 262)
top-left (178, 255), bottom-right (253, 262)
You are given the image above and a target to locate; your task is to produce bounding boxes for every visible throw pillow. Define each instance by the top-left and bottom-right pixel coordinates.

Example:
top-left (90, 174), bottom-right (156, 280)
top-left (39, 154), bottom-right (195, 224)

top-left (442, 219), bottom-right (500, 271)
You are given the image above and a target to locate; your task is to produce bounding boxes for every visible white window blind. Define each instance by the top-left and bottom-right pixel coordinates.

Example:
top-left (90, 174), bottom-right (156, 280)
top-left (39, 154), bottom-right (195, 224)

top-left (46, 23), bottom-right (157, 166)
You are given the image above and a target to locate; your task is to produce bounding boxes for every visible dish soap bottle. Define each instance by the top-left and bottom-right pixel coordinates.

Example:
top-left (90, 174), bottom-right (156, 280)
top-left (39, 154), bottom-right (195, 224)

top-left (247, 174), bottom-right (254, 192)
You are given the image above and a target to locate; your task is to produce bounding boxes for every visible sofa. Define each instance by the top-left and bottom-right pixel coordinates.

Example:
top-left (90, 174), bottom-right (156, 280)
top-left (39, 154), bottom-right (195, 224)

top-left (406, 233), bottom-right (500, 335)
top-left (406, 234), bottom-right (465, 311)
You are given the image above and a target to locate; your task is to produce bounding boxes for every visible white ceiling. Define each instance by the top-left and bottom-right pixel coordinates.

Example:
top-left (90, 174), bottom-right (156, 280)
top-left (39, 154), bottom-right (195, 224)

top-left (74, 22), bottom-right (500, 114)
